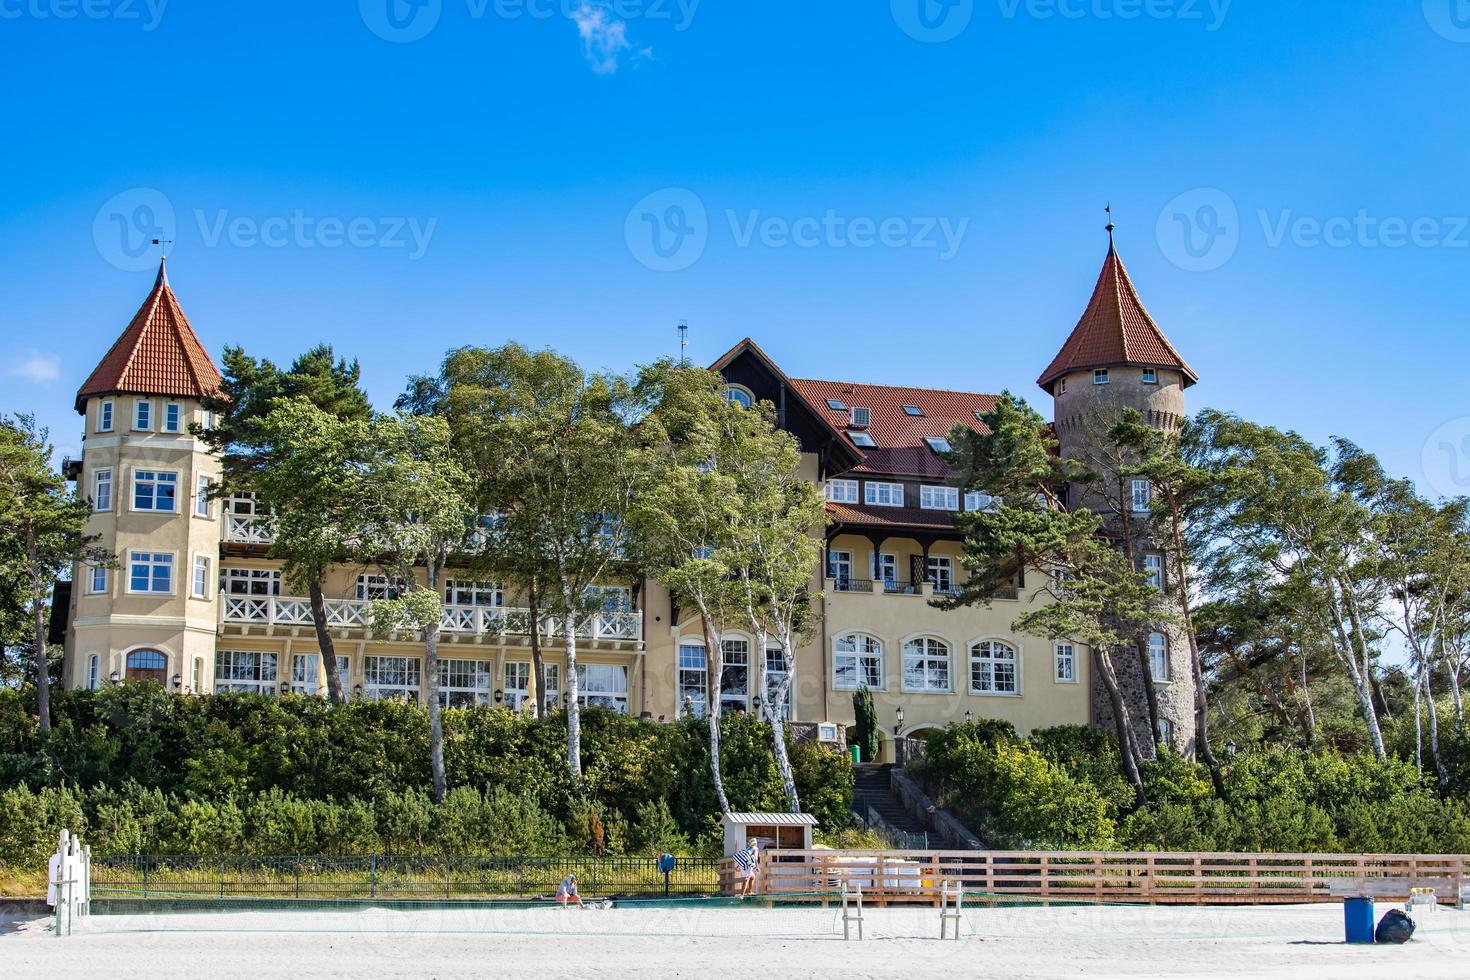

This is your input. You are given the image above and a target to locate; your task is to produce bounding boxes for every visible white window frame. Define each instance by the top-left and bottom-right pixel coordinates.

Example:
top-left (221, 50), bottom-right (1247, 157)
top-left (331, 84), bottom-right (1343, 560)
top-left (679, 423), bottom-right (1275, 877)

top-left (87, 564), bottom-right (108, 595)
top-left (576, 663), bottom-right (629, 714)
top-left (1057, 379), bottom-right (1067, 395)
top-left (133, 399), bottom-right (152, 431)
top-left (864, 481), bottom-right (904, 508)
top-left (127, 550), bottom-right (175, 595)
top-left (196, 475), bottom-right (213, 518)
top-left (719, 638), bottom-right (751, 714)
top-left (191, 553), bottom-right (211, 599)
top-left (364, 655), bottom-right (422, 702)
top-left (678, 642), bottom-right (708, 718)
top-left (762, 645), bottom-right (791, 720)
top-left (1148, 633), bottom-right (1171, 682)
top-left (93, 468), bottom-right (113, 512)
top-left (131, 469), bottom-right (179, 513)
top-left (826, 479), bottom-right (859, 504)
top-left (969, 639), bottom-right (1020, 696)
top-left (1141, 368), bottom-right (1158, 384)
top-left (437, 658), bottom-right (494, 708)
top-left (222, 567), bottom-right (281, 596)
top-left (849, 406), bottom-right (870, 428)
top-left (215, 650), bottom-right (279, 695)
top-left (827, 549), bottom-right (853, 584)
top-left (163, 402), bottom-right (182, 433)
top-left (964, 490), bottom-right (999, 513)
top-left (833, 633), bottom-right (884, 691)
top-left (1055, 643), bottom-right (1078, 683)
top-left (1130, 479), bottom-right (1152, 514)
top-left (920, 485), bottom-right (959, 511)
top-left (926, 555), bottom-right (955, 594)
top-left (877, 553), bottom-right (899, 590)
top-left (725, 384), bottom-right (754, 409)
top-left (504, 661), bottom-right (532, 711)
top-left (357, 574), bottom-right (407, 601)
top-left (445, 579), bottom-right (504, 607)
top-left (290, 654), bottom-right (321, 696)
top-left (902, 636), bottom-right (952, 693)
top-left (86, 654), bottom-right (100, 690)
top-left (1144, 554), bottom-right (1164, 589)
top-left (1093, 369), bottom-right (1109, 385)
top-left (98, 400), bottom-right (114, 433)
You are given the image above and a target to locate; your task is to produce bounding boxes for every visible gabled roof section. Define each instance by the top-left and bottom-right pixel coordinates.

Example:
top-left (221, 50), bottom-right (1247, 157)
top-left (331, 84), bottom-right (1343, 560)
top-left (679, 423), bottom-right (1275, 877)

top-left (1036, 241), bottom-right (1198, 393)
top-left (76, 258), bottom-right (224, 412)
top-left (787, 377), bottom-right (999, 479)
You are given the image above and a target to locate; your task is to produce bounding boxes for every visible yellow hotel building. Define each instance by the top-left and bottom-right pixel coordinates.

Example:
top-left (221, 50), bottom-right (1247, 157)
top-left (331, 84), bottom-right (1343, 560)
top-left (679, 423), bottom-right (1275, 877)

top-left (59, 240), bottom-right (1199, 760)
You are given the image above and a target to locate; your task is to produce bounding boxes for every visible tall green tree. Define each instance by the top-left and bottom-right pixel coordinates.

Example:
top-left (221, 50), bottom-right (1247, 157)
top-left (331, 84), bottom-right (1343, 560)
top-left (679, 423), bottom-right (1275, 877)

top-left (200, 346), bottom-right (372, 704)
top-left (401, 344), bottom-right (643, 780)
top-left (0, 415), bottom-right (111, 731)
top-left (358, 413), bottom-right (477, 804)
top-left (944, 394), bottom-right (1166, 802)
top-left (1189, 411), bottom-right (1390, 758)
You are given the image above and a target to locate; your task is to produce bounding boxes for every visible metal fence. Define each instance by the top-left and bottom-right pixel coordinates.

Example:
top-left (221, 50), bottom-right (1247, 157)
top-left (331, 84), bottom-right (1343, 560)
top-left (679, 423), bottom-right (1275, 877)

top-left (91, 854), bottom-right (723, 905)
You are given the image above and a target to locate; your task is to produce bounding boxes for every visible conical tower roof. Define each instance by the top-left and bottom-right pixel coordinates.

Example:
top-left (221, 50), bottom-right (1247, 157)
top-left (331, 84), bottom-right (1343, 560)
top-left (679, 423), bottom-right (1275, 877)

top-left (75, 258), bottom-right (223, 412)
top-left (1037, 237), bottom-right (1198, 393)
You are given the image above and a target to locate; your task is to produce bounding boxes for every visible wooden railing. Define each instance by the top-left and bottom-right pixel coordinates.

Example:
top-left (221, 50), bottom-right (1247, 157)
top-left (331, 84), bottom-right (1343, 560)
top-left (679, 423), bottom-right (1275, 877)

top-left (725, 850), bottom-right (1470, 906)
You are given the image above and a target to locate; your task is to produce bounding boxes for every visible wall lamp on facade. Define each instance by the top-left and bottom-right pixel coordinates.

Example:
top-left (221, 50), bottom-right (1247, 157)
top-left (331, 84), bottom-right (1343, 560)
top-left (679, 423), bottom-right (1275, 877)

top-left (895, 706), bottom-right (905, 735)
top-left (279, 681), bottom-right (292, 694)
top-left (965, 710), bottom-right (973, 724)
top-left (172, 674), bottom-right (183, 690)
top-left (493, 689), bottom-right (504, 704)
top-left (353, 683), bottom-right (364, 697)
top-left (108, 670), bottom-right (121, 686)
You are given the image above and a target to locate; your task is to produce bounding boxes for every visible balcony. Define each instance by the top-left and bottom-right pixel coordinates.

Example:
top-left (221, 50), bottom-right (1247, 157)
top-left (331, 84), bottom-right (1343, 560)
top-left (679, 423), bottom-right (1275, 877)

top-left (219, 595), bottom-right (643, 647)
top-left (224, 515), bottom-right (276, 545)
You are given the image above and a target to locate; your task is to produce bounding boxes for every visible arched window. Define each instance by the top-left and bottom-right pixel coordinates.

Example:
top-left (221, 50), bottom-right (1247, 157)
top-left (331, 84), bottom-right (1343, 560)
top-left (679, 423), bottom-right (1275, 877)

top-left (1147, 633), bottom-right (1170, 681)
top-left (834, 633), bottom-right (884, 690)
top-left (969, 640), bottom-right (1018, 695)
top-left (725, 384), bottom-right (754, 409)
top-left (902, 637), bottom-right (951, 692)
top-left (125, 649), bottom-right (168, 686)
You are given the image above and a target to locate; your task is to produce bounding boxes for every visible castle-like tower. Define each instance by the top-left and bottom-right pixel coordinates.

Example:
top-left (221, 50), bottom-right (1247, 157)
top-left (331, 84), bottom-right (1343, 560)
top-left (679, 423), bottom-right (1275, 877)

top-left (62, 258), bottom-right (226, 693)
top-left (1037, 228), bottom-right (1199, 755)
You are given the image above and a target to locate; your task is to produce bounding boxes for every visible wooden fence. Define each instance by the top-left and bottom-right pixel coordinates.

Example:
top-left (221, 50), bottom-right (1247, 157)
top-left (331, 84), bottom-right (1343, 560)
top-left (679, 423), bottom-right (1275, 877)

top-left (718, 850), bottom-right (1470, 906)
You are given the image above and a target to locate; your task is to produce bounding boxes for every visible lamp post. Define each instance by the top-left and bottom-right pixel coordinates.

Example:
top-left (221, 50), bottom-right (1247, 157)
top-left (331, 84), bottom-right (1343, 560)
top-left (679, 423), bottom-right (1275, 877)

top-left (895, 705), bottom-right (904, 736)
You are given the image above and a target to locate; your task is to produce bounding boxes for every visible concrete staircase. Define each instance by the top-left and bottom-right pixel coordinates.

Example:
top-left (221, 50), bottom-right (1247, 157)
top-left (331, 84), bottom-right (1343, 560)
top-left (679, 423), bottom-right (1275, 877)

top-left (851, 763), bottom-right (929, 844)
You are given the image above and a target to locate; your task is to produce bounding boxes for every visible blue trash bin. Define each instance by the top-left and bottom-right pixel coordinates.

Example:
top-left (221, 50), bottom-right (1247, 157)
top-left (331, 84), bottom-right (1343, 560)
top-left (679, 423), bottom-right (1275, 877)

top-left (1344, 898), bottom-right (1375, 944)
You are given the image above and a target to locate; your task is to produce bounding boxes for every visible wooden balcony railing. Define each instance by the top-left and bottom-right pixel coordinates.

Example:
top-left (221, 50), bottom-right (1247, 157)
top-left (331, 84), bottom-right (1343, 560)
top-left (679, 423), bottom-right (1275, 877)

top-left (220, 595), bottom-right (643, 643)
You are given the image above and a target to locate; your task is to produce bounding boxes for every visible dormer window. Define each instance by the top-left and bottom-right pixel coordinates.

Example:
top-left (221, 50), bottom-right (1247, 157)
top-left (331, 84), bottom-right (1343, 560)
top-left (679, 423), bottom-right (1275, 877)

top-left (1093, 369), bottom-right (1110, 386)
top-left (849, 431), bottom-right (876, 448)
top-left (925, 436), bottom-right (952, 454)
top-left (849, 406), bottom-right (870, 428)
top-left (1141, 368), bottom-right (1158, 384)
top-left (903, 405), bottom-right (924, 417)
top-left (826, 398), bottom-right (847, 412)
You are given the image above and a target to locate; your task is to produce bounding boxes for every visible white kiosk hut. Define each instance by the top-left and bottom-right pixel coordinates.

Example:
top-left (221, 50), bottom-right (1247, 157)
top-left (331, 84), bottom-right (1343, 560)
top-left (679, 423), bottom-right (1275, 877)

top-left (721, 812), bottom-right (819, 857)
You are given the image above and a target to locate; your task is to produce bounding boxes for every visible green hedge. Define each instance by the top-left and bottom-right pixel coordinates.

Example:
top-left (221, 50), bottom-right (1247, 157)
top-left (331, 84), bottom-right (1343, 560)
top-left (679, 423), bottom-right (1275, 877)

top-left (0, 686), bottom-right (852, 864)
top-left (920, 722), bottom-right (1470, 853)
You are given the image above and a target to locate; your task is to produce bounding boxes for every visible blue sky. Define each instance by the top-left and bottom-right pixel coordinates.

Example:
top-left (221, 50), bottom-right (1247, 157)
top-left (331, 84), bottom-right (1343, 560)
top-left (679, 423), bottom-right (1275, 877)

top-left (2, 1), bottom-right (1468, 497)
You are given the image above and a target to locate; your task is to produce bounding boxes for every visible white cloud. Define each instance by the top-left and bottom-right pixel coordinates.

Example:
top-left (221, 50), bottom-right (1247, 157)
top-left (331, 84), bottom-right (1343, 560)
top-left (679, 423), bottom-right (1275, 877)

top-left (570, 2), bottom-right (646, 75)
top-left (7, 349), bottom-right (60, 383)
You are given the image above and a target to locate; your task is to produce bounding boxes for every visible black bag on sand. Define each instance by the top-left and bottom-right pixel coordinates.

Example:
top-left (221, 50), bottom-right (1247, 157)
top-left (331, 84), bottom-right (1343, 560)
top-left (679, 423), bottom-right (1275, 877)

top-left (1375, 909), bottom-right (1416, 944)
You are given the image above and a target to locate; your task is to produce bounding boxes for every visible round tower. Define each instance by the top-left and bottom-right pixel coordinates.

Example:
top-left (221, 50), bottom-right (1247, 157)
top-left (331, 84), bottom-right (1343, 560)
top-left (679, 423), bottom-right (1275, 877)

top-left (1037, 226), bottom-right (1199, 756)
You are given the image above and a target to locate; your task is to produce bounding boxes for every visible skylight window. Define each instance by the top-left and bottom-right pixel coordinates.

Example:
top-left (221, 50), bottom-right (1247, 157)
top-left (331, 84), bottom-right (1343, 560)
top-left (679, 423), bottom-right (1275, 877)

top-left (849, 431), bottom-right (876, 448)
top-left (903, 405), bottom-right (925, 417)
top-left (925, 437), bottom-right (953, 454)
top-left (826, 398), bottom-right (847, 412)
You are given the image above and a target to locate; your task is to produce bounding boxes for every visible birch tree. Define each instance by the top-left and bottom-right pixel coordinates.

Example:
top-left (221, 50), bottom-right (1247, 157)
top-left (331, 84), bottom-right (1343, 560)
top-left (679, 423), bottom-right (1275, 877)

top-left (358, 413), bottom-right (477, 804)
top-left (0, 415), bottom-right (111, 732)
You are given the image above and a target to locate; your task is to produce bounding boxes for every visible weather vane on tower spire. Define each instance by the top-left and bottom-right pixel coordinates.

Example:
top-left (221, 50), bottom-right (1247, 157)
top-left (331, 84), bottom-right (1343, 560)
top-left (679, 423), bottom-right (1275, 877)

top-left (1105, 203), bottom-right (1116, 249)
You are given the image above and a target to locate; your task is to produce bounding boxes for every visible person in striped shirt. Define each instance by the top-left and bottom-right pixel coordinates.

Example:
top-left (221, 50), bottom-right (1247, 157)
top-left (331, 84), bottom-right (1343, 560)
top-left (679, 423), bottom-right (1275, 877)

top-left (735, 840), bottom-right (760, 897)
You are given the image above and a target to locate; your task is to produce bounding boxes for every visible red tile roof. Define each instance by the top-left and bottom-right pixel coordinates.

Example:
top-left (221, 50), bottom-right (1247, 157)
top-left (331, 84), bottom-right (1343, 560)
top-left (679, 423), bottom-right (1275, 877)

top-left (826, 501), bottom-right (957, 531)
top-left (786, 377), bottom-right (998, 478)
top-left (76, 259), bottom-right (223, 412)
top-left (1036, 243), bottom-right (1198, 392)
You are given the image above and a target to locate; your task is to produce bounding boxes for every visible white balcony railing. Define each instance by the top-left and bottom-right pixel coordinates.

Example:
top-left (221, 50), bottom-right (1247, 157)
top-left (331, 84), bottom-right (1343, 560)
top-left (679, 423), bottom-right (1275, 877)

top-left (221, 595), bottom-right (642, 643)
top-left (224, 515), bottom-right (277, 545)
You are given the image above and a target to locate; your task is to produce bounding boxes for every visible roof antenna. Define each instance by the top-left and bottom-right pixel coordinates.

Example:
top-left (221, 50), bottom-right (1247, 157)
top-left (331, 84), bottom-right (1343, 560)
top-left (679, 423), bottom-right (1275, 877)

top-left (678, 320), bottom-right (689, 367)
top-left (1104, 204), bottom-right (1116, 251)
